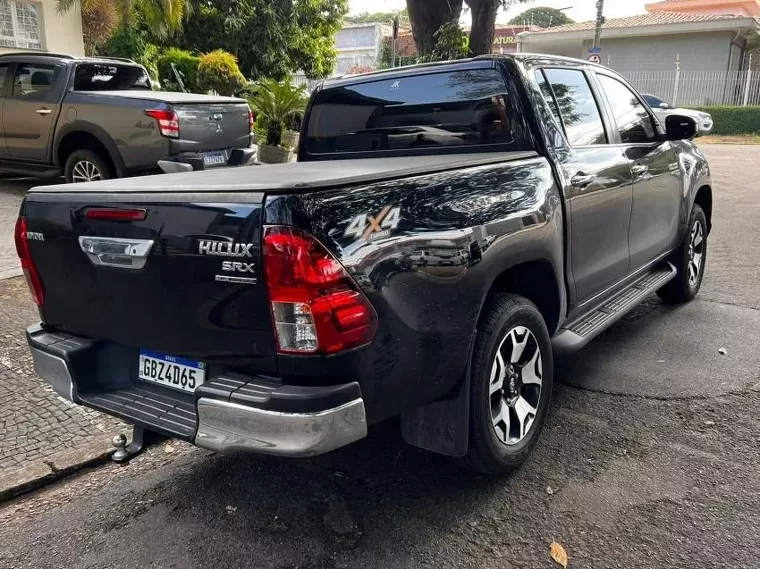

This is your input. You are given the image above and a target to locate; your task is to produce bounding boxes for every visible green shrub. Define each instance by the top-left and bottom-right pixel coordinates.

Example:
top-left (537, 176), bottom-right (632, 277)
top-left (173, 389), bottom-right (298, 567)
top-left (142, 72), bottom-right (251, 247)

top-left (157, 48), bottom-right (200, 92)
top-left (197, 50), bottom-right (246, 96)
top-left (692, 106), bottom-right (760, 135)
top-left (253, 114), bottom-right (270, 139)
top-left (104, 27), bottom-right (159, 82)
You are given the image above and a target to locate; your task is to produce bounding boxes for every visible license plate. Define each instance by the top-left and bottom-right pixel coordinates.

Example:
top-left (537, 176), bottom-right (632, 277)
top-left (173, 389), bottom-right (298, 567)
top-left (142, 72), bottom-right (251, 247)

top-left (138, 350), bottom-right (205, 393)
top-left (203, 151), bottom-right (226, 167)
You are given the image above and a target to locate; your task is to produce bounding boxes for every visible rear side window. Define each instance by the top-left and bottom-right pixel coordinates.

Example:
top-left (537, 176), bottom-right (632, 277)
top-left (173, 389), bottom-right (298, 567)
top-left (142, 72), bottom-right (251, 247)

top-left (304, 69), bottom-right (531, 157)
top-left (535, 70), bottom-right (563, 127)
top-left (542, 68), bottom-right (607, 146)
top-left (12, 63), bottom-right (59, 98)
top-left (74, 64), bottom-right (151, 91)
top-left (597, 74), bottom-right (658, 144)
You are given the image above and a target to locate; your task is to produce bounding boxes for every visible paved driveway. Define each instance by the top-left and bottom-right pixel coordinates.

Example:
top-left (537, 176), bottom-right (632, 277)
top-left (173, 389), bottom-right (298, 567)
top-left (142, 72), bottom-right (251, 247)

top-left (0, 146), bottom-right (758, 569)
top-left (0, 178), bottom-right (30, 280)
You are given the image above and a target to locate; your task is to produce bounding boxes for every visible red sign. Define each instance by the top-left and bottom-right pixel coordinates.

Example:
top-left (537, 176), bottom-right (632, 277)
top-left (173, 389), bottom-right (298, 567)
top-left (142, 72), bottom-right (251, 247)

top-left (491, 26), bottom-right (532, 54)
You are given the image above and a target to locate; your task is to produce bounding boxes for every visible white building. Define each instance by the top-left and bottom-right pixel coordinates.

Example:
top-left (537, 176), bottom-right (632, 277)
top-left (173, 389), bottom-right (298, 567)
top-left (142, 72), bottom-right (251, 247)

top-left (334, 22), bottom-right (392, 75)
top-left (0, 0), bottom-right (84, 55)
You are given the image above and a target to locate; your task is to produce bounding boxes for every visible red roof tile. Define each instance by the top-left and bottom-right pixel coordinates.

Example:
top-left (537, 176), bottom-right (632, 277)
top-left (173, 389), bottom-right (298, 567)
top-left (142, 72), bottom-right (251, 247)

top-left (528, 11), bottom-right (756, 34)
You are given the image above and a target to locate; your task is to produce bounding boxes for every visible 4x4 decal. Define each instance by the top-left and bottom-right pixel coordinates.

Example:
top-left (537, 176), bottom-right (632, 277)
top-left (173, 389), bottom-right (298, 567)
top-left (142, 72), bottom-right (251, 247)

top-left (344, 206), bottom-right (402, 241)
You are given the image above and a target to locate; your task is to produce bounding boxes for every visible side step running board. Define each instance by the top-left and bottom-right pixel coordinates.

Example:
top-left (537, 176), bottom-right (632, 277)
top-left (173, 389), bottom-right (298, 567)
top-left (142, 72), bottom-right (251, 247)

top-left (552, 262), bottom-right (677, 355)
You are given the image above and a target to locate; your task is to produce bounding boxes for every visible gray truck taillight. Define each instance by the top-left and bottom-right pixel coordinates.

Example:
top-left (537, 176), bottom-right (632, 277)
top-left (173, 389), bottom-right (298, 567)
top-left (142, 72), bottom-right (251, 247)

top-left (145, 109), bottom-right (179, 138)
top-left (262, 226), bottom-right (377, 354)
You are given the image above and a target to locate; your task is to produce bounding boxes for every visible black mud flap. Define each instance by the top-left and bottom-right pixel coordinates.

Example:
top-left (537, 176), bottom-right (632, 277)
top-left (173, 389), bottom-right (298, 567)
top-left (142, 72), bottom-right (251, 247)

top-left (400, 332), bottom-right (475, 457)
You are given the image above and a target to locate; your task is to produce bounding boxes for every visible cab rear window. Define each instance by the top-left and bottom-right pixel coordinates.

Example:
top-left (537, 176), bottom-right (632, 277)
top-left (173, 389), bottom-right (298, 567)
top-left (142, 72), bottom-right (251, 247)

top-left (74, 64), bottom-right (151, 91)
top-left (303, 68), bottom-right (532, 158)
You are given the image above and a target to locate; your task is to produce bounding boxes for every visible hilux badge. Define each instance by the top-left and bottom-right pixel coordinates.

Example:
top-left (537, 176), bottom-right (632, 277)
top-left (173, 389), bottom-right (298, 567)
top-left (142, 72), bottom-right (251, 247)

top-left (198, 240), bottom-right (253, 258)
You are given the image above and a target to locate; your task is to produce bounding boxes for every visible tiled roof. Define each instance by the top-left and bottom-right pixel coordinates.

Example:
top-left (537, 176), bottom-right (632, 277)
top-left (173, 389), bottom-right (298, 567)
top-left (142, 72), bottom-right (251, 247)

top-left (528, 11), bottom-right (755, 34)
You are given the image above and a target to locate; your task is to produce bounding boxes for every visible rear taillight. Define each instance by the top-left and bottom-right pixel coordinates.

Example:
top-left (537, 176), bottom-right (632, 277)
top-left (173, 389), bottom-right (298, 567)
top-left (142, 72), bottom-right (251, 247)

top-left (262, 226), bottom-right (377, 354)
top-left (14, 217), bottom-right (43, 306)
top-left (247, 106), bottom-right (254, 133)
top-left (145, 108), bottom-right (179, 139)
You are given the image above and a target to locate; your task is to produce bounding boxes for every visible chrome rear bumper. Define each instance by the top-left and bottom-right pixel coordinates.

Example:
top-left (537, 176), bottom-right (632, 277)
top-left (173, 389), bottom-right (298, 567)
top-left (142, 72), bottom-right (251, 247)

top-left (195, 398), bottom-right (367, 457)
top-left (27, 324), bottom-right (368, 458)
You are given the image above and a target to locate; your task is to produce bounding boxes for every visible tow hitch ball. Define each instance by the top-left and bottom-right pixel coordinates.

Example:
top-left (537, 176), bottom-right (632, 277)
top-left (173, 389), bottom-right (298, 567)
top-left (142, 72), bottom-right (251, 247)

top-left (111, 425), bottom-right (159, 462)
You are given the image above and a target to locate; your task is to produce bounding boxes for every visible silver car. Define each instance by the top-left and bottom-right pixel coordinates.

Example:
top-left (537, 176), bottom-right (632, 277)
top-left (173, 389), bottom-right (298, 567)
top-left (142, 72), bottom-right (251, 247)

top-left (643, 94), bottom-right (713, 136)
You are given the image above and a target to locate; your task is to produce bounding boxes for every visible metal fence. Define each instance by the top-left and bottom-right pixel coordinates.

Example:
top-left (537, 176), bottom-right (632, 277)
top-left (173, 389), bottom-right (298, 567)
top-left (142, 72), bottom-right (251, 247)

top-left (620, 68), bottom-right (760, 107)
top-left (292, 74), bottom-right (323, 93)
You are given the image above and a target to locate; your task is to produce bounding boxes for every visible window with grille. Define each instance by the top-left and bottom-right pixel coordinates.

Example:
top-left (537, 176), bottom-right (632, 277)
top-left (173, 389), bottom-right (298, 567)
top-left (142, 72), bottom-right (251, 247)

top-left (0, 1), bottom-right (42, 50)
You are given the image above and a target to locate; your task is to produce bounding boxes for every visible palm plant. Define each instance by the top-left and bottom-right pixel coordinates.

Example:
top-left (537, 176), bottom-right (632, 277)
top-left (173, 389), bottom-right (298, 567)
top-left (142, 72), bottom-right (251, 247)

top-left (248, 79), bottom-right (308, 148)
top-left (57, 0), bottom-right (190, 39)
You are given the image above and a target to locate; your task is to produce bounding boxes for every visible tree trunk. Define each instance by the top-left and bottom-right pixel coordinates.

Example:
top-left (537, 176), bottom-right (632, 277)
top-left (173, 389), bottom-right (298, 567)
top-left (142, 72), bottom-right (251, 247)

top-left (407, 0), bottom-right (463, 56)
top-left (466, 0), bottom-right (499, 56)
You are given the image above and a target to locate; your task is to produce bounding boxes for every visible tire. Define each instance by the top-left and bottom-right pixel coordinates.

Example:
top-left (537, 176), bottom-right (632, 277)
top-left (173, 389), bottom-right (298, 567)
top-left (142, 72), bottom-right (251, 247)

top-left (463, 294), bottom-right (553, 475)
top-left (657, 204), bottom-right (707, 304)
top-left (64, 149), bottom-right (112, 184)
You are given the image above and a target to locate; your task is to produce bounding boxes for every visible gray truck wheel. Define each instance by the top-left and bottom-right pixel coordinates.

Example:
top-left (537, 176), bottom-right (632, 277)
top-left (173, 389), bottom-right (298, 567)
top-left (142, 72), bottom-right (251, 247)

top-left (64, 150), bottom-right (112, 184)
top-left (657, 203), bottom-right (707, 303)
top-left (463, 294), bottom-right (553, 475)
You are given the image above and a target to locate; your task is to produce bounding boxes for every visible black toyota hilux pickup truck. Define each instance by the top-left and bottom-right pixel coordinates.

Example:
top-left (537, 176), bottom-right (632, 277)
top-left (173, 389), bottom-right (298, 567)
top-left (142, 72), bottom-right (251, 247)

top-left (19, 55), bottom-right (712, 474)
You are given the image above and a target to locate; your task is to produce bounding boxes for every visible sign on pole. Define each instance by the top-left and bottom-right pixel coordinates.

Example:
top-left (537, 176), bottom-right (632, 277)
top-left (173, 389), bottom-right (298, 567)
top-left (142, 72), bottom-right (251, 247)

top-left (587, 53), bottom-right (601, 64)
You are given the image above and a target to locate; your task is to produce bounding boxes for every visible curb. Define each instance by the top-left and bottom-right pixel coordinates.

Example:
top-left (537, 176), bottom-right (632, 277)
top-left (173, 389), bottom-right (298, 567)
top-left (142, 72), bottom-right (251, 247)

top-left (0, 444), bottom-right (113, 503)
top-left (0, 267), bottom-right (22, 281)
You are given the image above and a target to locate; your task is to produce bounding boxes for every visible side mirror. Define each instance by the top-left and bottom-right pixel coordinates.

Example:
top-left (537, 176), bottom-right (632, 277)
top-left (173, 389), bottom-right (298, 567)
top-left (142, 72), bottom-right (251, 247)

top-left (665, 114), bottom-right (697, 141)
top-left (659, 102), bottom-right (670, 109)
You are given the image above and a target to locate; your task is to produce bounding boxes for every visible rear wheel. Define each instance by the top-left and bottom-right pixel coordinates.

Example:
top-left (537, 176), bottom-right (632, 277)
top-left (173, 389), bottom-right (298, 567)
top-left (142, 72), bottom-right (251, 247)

top-left (657, 204), bottom-right (707, 303)
top-left (463, 294), bottom-right (553, 475)
top-left (64, 149), bottom-right (112, 184)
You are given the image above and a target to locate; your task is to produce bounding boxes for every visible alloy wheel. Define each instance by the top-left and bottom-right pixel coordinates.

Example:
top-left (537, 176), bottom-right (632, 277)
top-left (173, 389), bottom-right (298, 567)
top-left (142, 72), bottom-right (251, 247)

top-left (71, 160), bottom-right (102, 183)
top-left (687, 219), bottom-right (704, 287)
top-left (489, 325), bottom-right (543, 446)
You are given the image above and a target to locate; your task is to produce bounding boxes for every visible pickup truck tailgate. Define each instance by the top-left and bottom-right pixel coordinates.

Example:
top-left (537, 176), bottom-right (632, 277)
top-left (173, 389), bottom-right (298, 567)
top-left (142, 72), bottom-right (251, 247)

top-left (21, 190), bottom-right (274, 363)
top-left (174, 102), bottom-right (251, 152)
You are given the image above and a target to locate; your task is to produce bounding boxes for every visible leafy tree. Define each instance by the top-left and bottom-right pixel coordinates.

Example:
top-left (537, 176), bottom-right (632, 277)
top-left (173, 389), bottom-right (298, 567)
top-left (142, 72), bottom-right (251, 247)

top-left (178, 0), bottom-right (347, 80)
top-left (78, 0), bottom-right (118, 54)
top-left (508, 7), bottom-right (573, 28)
top-left (465, 0), bottom-right (502, 56)
top-left (406, 0), bottom-right (530, 57)
top-left (407, 0), bottom-right (462, 56)
top-left (157, 48), bottom-right (200, 92)
top-left (103, 26), bottom-right (160, 80)
top-left (197, 50), bottom-right (246, 96)
top-left (345, 8), bottom-right (409, 25)
top-left (431, 21), bottom-right (470, 61)
top-left (56, 0), bottom-right (191, 40)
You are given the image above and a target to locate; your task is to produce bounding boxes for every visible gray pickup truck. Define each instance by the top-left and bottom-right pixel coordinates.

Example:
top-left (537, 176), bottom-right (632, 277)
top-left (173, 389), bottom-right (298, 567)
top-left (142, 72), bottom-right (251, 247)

top-left (0, 52), bottom-right (254, 183)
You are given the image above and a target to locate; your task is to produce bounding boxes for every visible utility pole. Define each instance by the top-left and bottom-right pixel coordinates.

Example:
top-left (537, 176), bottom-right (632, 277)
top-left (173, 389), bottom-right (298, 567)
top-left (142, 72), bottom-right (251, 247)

top-left (392, 16), bottom-right (399, 68)
top-left (593, 0), bottom-right (605, 50)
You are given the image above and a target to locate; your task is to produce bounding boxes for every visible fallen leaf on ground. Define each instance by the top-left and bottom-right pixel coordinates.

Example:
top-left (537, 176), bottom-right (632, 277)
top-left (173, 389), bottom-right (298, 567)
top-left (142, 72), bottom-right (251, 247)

top-left (226, 505), bottom-right (237, 514)
top-left (164, 445), bottom-right (175, 454)
top-left (550, 541), bottom-right (568, 568)
top-left (546, 486), bottom-right (558, 495)
top-left (704, 420), bottom-right (715, 426)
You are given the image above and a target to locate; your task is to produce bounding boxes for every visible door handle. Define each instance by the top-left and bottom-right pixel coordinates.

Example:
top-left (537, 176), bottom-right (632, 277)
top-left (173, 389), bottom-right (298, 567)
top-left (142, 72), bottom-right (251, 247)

top-left (570, 172), bottom-right (596, 188)
top-left (631, 164), bottom-right (649, 177)
top-left (36, 108), bottom-right (52, 115)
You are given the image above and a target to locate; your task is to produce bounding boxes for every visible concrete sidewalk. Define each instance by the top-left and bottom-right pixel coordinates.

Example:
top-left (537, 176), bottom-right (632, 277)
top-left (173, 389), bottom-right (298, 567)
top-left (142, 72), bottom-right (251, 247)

top-left (0, 273), bottom-right (124, 501)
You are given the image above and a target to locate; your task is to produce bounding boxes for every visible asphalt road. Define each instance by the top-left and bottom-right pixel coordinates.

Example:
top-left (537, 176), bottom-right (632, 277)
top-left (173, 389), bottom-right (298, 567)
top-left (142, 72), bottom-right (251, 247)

top-left (1, 145), bottom-right (759, 569)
